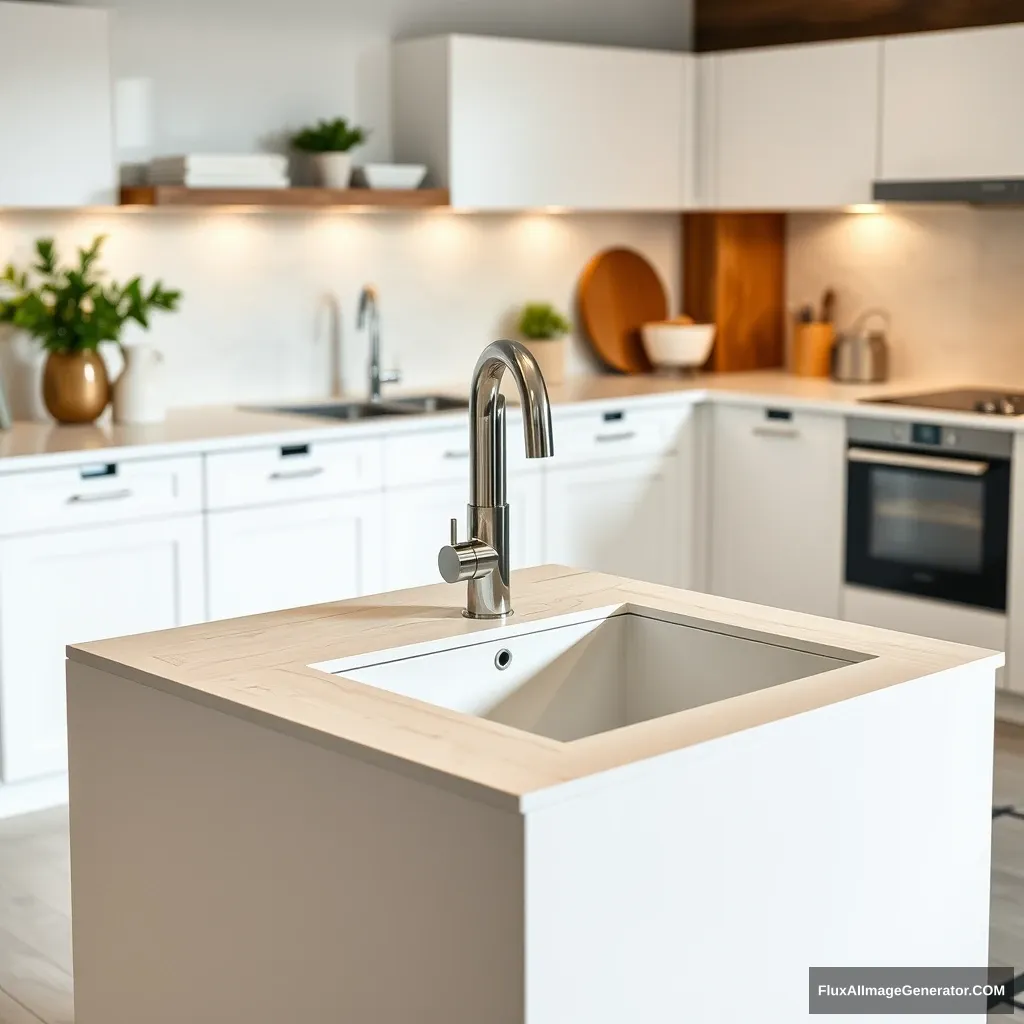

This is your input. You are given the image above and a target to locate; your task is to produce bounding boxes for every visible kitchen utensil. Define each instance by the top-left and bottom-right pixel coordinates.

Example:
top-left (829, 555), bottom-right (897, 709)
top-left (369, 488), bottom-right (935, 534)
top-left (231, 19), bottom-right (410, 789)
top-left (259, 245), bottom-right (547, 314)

top-left (641, 321), bottom-right (716, 373)
top-left (820, 288), bottom-right (836, 324)
top-left (578, 248), bottom-right (666, 373)
top-left (831, 309), bottom-right (890, 383)
top-left (355, 164), bottom-right (428, 190)
top-left (797, 305), bottom-right (814, 324)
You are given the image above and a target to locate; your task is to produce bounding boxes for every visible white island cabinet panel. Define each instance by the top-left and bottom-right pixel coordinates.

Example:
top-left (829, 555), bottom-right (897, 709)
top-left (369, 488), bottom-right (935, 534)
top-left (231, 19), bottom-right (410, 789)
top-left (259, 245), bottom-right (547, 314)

top-left (393, 35), bottom-right (691, 209)
top-left (708, 404), bottom-right (845, 617)
top-left (0, 516), bottom-right (204, 783)
top-left (384, 475), bottom-right (544, 592)
top-left (0, 1), bottom-right (116, 207)
top-left (702, 38), bottom-right (881, 209)
top-left (881, 25), bottom-right (1024, 181)
top-left (206, 494), bottom-right (385, 621)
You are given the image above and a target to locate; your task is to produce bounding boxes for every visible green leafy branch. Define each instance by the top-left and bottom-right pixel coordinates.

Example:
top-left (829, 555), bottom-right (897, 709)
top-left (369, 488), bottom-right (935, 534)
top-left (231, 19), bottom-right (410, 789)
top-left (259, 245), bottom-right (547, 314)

top-left (0, 236), bottom-right (181, 355)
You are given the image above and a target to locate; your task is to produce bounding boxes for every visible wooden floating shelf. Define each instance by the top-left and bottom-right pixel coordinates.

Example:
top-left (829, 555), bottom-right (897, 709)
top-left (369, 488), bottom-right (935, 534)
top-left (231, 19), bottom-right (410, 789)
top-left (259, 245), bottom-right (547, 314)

top-left (119, 185), bottom-right (451, 210)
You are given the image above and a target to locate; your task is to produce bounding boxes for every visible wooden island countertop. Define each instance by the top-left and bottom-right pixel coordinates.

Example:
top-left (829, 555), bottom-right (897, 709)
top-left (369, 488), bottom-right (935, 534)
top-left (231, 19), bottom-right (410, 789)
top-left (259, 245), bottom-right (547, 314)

top-left (68, 565), bottom-right (1003, 811)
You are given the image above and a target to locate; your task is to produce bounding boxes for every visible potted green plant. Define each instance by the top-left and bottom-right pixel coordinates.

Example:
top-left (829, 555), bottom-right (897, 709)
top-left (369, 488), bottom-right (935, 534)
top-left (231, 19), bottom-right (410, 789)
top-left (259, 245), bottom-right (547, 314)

top-left (290, 117), bottom-right (369, 189)
top-left (517, 302), bottom-right (571, 385)
top-left (0, 236), bottom-right (180, 424)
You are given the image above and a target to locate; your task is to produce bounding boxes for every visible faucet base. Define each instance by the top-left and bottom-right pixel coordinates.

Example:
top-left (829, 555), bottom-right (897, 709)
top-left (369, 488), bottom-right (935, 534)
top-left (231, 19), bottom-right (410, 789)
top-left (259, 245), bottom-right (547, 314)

top-left (462, 608), bottom-right (513, 621)
top-left (465, 503), bottom-right (512, 618)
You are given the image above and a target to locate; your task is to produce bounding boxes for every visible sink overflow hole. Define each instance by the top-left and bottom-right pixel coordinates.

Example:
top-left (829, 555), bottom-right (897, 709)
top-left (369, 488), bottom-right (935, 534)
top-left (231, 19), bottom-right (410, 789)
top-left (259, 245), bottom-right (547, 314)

top-left (494, 649), bottom-right (512, 671)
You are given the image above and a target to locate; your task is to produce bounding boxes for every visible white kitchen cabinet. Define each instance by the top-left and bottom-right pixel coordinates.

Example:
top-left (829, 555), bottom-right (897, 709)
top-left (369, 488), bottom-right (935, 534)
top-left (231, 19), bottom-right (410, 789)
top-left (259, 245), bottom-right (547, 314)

top-left (0, 516), bottom-right (204, 783)
top-left (708, 404), bottom-right (845, 616)
top-left (699, 39), bottom-right (881, 209)
top-left (393, 35), bottom-right (693, 209)
top-left (384, 474), bottom-right (544, 592)
top-left (880, 25), bottom-right (1024, 181)
top-left (1004, 433), bottom-right (1024, 696)
top-left (206, 494), bottom-right (385, 620)
top-left (544, 455), bottom-right (680, 587)
top-left (0, 1), bottom-right (116, 207)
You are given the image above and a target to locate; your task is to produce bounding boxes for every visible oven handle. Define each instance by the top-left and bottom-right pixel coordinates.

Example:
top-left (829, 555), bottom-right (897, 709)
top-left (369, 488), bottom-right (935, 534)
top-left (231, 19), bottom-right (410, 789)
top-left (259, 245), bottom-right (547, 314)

top-left (847, 447), bottom-right (990, 476)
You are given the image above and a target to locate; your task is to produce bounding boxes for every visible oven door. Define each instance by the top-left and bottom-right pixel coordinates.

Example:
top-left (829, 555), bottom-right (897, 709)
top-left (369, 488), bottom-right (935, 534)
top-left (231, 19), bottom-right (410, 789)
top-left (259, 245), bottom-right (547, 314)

top-left (845, 445), bottom-right (1010, 611)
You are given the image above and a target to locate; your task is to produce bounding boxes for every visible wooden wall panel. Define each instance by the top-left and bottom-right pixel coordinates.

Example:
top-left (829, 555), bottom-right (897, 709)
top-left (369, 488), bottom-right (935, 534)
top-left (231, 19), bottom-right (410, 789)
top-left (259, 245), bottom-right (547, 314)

top-left (696, 0), bottom-right (1024, 52)
top-left (683, 213), bottom-right (786, 373)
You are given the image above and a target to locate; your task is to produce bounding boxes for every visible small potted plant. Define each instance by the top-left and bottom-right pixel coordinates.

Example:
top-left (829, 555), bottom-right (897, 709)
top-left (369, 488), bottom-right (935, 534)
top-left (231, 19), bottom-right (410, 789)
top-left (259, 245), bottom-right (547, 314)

top-left (0, 236), bottom-right (180, 424)
top-left (517, 302), bottom-right (571, 385)
top-left (290, 117), bottom-right (369, 189)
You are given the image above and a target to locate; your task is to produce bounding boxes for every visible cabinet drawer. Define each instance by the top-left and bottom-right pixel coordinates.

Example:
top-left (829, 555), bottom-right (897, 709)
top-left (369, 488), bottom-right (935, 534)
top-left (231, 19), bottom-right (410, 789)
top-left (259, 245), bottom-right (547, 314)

top-left (205, 437), bottom-right (383, 510)
top-left (384, 426), bottom-right (534, 488)
top-left (553, 405), bottom-right (685, 464)
top-left (0, 455), bottom-right (202, 536)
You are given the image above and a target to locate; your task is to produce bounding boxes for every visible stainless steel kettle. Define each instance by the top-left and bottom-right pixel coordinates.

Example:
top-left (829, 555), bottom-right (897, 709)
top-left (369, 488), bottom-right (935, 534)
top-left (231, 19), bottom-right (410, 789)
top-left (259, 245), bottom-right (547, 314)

top-left (831, 310), bottom-right (890, 384)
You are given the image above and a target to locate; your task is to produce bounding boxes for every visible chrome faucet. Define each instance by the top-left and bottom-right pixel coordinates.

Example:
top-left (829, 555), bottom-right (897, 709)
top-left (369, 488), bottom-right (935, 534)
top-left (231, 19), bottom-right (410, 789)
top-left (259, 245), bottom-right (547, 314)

top-left (357, 285), bottom-right (400, 402)
top-left (437, 340), bottom-right (554, 618)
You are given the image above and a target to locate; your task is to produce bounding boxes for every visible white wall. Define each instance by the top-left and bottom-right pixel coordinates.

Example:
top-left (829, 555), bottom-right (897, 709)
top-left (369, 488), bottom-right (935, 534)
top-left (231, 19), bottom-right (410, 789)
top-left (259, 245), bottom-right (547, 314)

top-left (0, 210), bottom-right (680, 413)
top-left (788, 207), bottom-right (1024, 384)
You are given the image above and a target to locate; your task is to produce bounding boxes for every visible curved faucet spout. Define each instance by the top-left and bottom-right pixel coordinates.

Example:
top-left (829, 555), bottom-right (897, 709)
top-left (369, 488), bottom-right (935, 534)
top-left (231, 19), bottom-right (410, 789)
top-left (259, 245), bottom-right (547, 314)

top-left (470, 340), bottom-right (554, 507)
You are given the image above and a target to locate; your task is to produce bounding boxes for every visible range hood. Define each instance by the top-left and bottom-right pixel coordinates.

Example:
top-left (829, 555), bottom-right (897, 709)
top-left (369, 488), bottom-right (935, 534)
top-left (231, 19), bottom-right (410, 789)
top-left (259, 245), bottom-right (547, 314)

top-left (873, 179), bottom-right (1024, 204)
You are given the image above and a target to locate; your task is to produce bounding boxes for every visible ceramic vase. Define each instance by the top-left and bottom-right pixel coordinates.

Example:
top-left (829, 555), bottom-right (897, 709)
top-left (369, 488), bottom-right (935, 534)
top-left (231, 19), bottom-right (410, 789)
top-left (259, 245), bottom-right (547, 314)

top-left (42, 350), bottom-right (110, 424)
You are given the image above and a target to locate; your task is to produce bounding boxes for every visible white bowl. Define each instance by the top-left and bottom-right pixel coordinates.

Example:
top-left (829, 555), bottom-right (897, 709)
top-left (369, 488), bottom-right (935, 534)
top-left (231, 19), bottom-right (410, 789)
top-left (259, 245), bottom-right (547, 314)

top-left (358, 164), bottom-right (428, 190)
top-left (641, 322), bottom-right (716, 371)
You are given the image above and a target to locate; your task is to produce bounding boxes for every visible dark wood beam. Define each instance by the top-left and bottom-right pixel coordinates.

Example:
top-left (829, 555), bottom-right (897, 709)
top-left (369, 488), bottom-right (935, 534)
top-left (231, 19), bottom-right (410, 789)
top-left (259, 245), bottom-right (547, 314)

top-left (696, 0), bottom-right (1024, 52)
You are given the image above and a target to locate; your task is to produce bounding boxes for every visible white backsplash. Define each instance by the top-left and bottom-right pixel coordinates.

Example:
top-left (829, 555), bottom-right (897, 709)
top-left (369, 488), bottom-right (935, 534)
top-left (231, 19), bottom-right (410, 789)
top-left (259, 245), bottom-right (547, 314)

top-left (0, 211), bottom-right (680, 416)
top-left (788, 207), bottom-right (1024, 385)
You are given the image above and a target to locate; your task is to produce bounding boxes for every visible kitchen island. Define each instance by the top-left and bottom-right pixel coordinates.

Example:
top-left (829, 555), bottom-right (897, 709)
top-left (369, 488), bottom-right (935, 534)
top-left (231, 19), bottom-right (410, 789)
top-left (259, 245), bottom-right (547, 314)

top-left (66, 565), bottom-right (1000, 1023)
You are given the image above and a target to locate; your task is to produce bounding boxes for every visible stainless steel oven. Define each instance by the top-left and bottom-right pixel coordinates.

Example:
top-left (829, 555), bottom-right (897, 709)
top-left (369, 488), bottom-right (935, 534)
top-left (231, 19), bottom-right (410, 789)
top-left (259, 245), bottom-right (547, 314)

top-left (845, 418), bottom-right (1012, 612)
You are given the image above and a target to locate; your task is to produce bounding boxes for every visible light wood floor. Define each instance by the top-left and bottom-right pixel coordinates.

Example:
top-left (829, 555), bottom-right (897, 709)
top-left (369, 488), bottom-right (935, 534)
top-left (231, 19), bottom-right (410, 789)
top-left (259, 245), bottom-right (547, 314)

top-left (1, 728), bottom-right (1023, 1023)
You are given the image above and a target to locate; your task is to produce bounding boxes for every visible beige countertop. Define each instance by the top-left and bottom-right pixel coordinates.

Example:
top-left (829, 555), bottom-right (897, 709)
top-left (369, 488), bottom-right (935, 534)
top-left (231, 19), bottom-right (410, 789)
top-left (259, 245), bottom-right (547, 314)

top-left (69, 565), bottom-right (1002, 812)
top-left (0, 370), bottom-right (1015, 471)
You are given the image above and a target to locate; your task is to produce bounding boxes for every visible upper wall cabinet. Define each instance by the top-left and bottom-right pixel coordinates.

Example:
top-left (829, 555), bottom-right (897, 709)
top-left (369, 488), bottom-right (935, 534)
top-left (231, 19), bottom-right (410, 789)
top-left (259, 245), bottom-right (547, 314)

top-left (698, 39), bottom-right (882, 209)
top-left (881, 25), bottom-right (1024, 181)
top-left (393, 35), bottom-right (693, 210)
top-left (0, 2), bottom-right (116, 208)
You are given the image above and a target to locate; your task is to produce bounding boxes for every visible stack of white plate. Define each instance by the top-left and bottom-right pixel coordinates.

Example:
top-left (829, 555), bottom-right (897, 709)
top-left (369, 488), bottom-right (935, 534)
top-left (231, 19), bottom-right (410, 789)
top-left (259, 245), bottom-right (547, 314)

top-left (149, 154), bottom-right (290, 188)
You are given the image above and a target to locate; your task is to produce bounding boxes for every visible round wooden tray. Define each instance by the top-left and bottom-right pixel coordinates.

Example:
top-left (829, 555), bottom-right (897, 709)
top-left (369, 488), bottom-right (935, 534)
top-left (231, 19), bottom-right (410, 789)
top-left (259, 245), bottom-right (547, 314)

top-left (578, 247), bottom-right (667, 373)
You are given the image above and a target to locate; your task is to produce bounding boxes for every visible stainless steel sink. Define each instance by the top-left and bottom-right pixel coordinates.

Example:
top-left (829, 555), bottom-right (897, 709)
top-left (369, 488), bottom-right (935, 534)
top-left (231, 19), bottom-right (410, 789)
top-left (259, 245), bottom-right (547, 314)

top-left (249, 394), bottom-right (468, 421)
top-left (258, 401), bottom-right (416, 421)
top-left (388, 394), bottom-right (468, 413)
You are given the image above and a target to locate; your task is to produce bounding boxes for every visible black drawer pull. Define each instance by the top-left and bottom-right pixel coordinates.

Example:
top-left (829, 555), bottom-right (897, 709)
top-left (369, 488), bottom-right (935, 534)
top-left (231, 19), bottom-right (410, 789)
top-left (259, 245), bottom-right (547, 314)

top-left (80, 463), bottom-right (117, 479)
top-left (280, 444), bottom-right (310, 458)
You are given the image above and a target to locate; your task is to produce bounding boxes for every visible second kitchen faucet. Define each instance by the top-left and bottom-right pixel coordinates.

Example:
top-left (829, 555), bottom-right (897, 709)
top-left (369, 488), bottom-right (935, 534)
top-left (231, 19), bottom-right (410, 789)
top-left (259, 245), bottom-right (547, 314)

top-left (357, 285), bottom-right (401, 402)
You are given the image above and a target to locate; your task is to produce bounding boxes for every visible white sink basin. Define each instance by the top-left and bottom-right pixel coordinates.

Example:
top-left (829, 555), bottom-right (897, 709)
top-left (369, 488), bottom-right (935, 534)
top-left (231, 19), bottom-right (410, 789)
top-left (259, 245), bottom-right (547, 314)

top-left (320, 606), bottom-right (864, 743)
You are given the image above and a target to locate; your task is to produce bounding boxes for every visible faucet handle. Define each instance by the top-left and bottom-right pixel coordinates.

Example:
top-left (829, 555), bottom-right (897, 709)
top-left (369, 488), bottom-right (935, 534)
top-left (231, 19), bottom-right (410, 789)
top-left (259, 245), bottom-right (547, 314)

top-left (438, 517), bottom-right (498, 584)
top-left (380, 368), bottom-right (402, 386)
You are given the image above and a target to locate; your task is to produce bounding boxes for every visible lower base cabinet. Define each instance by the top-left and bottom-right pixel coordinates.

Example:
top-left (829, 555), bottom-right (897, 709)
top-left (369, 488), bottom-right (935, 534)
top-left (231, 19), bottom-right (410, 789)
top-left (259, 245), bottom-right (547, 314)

top-left (384, 475), bottom-right (544, 592)
top-left (544, 454), bottom-right (680, 586)
top-left (0, 515), bottom-right (205, 783)
top-left (707, 404), bottom-right (845, 616)
top-left (206, 494), bottom-right (385, 621)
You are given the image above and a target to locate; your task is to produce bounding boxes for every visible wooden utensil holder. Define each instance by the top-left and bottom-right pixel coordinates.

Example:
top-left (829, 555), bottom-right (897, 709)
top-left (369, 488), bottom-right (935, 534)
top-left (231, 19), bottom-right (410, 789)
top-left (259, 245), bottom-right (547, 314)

top-left (792, 322), bottom-right (835, 378)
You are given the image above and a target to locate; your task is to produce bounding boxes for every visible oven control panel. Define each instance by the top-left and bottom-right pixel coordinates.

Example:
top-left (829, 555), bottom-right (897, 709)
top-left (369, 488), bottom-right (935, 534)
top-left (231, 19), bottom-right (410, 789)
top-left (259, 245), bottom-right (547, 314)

top-left (848, 417), bottom-right (1013, 459)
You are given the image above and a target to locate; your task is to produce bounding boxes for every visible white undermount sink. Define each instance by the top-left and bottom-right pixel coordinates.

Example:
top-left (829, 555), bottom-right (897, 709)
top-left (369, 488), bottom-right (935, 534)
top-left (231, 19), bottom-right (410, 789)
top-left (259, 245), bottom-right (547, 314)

top-left (320, 606), bottom-right (866, 743)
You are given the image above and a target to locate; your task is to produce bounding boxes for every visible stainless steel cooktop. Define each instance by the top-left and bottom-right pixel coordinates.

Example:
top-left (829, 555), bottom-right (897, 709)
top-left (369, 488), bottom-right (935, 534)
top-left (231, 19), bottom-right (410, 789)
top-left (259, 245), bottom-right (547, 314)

top-left (863, 388), bottom-right (1024, 417)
